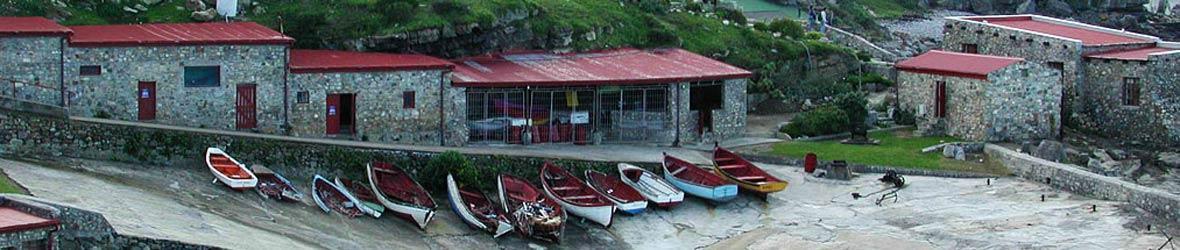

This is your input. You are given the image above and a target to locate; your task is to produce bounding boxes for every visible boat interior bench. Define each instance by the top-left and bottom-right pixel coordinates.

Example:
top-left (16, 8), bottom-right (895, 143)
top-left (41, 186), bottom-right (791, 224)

top-left (565, 195), bottom-right (597, 200)
top-left (718, 165), bottom-right (744, 170)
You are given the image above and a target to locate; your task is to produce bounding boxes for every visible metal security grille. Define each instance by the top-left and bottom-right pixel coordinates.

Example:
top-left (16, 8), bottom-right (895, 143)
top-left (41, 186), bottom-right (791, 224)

top-left (466, 88), bottom-right (527, 143)
top-left (597, 86), bottom-right (669, 143)
top-left (529, 87), bottom-right (595, 144)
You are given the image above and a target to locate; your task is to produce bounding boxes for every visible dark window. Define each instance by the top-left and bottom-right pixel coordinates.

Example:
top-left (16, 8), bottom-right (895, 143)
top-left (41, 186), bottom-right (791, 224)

top-left (961, 44), bottom-right (978, 54)
top-left (183, 66), bottom-right (220, 87)
top-left (1123, 78), bottom-right (1140, 106)
top-left (689, 83), bottom-right (725, 111)
top-left (80, 65), bottom-right (101, 76)
top-left (296, 91), bottom-right (309, 104)
top-left (935, 81), bottom-right (947, 118)
top-left (403, 91), bottom-right (416, 109)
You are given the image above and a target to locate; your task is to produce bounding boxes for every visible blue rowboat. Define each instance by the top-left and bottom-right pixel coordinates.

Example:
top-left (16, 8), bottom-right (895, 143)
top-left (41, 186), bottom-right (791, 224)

top-left (662, 154), bottom-right (738, 203)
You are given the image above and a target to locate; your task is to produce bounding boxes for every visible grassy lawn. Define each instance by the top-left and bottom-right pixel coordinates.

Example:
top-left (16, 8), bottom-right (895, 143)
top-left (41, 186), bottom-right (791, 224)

top-left (768, 129), bottom-right (1008, 174)
top-left (852, 0), bottom-right (923, 19)
top-left (0, 172), bottom-right (23, 194)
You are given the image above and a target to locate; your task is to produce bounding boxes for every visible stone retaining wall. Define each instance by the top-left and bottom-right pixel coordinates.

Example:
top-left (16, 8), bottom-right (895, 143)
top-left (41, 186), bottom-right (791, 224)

top-left (823, 25), bottom-right (899, 62)
top-left (985, 144), bottom-right (1180, 222)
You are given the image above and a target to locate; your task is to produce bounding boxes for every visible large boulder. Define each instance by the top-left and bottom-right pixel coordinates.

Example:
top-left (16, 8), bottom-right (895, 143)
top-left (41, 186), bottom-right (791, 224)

top-left (1043, 0), bottom-right (1075, 15)
top-left (1034, 140), bottom-right (1067, 162)
top-left (191, 8), bottom-right (217, 21)
top-left (943, 144), bottom-right (967, 161)
top-left (186, 0), bottom-right (207, 11)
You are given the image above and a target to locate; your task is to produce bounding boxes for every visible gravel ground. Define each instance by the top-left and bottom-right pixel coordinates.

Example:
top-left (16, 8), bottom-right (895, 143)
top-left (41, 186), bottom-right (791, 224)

top-left (879, 10), bottom-right (977, 57)
top-left (1, 157), bottom-right (1170, 249)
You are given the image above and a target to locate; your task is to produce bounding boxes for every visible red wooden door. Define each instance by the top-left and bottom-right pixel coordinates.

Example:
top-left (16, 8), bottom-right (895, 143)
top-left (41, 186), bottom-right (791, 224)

top-left (137, 81), bottom-right (156, 121)
top-left (236, 84), bottom-right (257, 129)
top-left (935, 81), bottom-right (947, 118)
top-left (326, 94), bottom-right (340, 134)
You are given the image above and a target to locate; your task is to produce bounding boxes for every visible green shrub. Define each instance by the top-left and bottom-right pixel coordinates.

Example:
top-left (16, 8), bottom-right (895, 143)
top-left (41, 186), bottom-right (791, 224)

top-left (783, 105), bottom-right (849, 136)
top-left (767, 19), bottom-right (805, 39)
top-left (636, 0), bottom-right (670, 14)
top-left (715, 7), bottom-right (746, 25)
top-left (376, 0), bottom-right (419, 22)
top-left (833, 91), bottom-right (868, 131)
top-left (431, 0), bottom-right (468, 17)
top-left (894, 108), bottom-right (916, 125)
top-left (421, 150), bottom-right (471, 191)
top-left (685, 2), bottom-right (705, 12)
top-left (803, 31), bottom-right (824, 40)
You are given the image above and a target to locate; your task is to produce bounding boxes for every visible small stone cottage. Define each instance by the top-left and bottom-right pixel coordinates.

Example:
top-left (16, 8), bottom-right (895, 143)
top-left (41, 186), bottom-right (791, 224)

top-left (896, 50), bottom-right (1062, 141)
top-left (943, 14), bottom-right (1180, 147)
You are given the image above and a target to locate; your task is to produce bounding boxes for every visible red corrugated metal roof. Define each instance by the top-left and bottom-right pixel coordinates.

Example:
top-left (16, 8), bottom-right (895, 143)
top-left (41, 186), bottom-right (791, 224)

top-left (0, 207), bottom-right (58, 233)
top-left (0, 17), bottom-right (71, 36)
top-left (451, 48), bottom-right (753, 87)
top-left (289, 50), bottom-right (453, 73)
top-left (963, 16), bottom-right (1150, 46)
top-left (68, 22), bottom-right (293, 47)
top-left (896, 50), bottom-right (1023, 80)
top-left (1085, 47), bottom-right (1179, 61)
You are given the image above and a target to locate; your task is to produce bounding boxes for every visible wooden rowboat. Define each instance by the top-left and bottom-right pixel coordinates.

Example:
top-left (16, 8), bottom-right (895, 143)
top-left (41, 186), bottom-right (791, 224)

top-left (205, 147), bottom-right (258, 190)
top-left (311, 175), bottom-right (365, 218)
top-left (335, 177), bottom-right (385, 218)
top-left (498, 174), bottom-right (564, 243)
top-left (367, 162), bottom-right (436, 229)
top-left (446, 174), bottom-right (513, 238)
top-left (662, 154), bottom-right (738, 203)
top-left (540, 162), bottom-right (616, 227)
top-left (584, 170), bottom-right (648, 215)
top-left (713, 146), bottom-right (788, 197)
top-left (251, 165), bottom-right (302, 201)
top-left (617, 163), bottom-right (684, 208)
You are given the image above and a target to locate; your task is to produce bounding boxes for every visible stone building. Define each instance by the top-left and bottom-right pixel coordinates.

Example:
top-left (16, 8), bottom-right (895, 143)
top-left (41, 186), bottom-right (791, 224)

top-left (287, 50), bottom-right (465, 146)
top-left (2, 17), bottom-right (753, 147)
top-left (942, 14), bottom-right (1180, 147)
top-left (63, 22), bottom-right (292, 134)
top-left (897, 50), bottom-right (1062, 141)
top-left (452, 48), bottom-right (751, 146)
top-left (0, 17), bottom-right (71, 106)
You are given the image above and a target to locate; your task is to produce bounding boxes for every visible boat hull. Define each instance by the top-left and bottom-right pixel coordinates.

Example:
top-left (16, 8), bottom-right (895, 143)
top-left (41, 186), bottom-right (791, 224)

top-left (334, 178), bottom-right (383, 218)
top-left (205, 147), bottom-right (258, 190)
top-left (663, 173), bottom-right (738, 202)
top-left (543, 186), bottom-right (615, 227)
top-left (368, 163), bottom-right (435, 230)
top-left (714, 168), bottom-right (789, 194)
top-left (446, 175), bottom-right (513, 238)
top-left (497, 174), bottom-right (564, 243)
top-left (311, 175), bottom-right (366, 217)
top-left (615, 200), bottom-right (648, 215)
top-left (617, 163), bottom-right (685, 208)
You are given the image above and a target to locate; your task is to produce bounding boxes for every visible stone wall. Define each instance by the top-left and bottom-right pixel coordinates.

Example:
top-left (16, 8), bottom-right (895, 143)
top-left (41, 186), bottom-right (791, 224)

top-left (288, 70), bottom-right (466, 146)
top-left (671, 78), bottom-right (748, 145)
top-left (0, 36), bottom-right (65, 105)
top-left (985, 144), bottom-right (1180, 223)
top-left (0, 109), bottom-right (630, 188)
top-left (943, 18), bottom-right (1083, 122)
top-left (984, 61), bottom-right (1062, 141)
top-left (1081, 54), bottom-right (1180, 147)
top-left (63, 45), bottom-right (288, 134)
top-left (823, 25), bottom-right (900, 62)
top-left (898, 61), bottom-right (1060, 141)
top-left (897, 71), bottom-right (989, 140)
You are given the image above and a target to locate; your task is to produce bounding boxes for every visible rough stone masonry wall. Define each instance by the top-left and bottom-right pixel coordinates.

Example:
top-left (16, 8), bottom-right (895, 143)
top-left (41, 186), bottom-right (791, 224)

top-left (897, 71), bottom-right (989, 140)
top-left (984, 62), bottom-right (1062, 141)
top-left (63, 45), bottom-right (288, 133)
top-left (1081, 53), bottom-right (1180, 147)
top-left (986, 144), bottom-right (1180, 223)
top-left (0, 109), bottom-right (628, 192)
top-left (672, 78), bottom-right (748, 145)
top-left (288, 70), bottom-right (466, 146)
top-left (943, 19), bottom-right (1084, 123)
top-left (0, 36), bottom-right (64, 105)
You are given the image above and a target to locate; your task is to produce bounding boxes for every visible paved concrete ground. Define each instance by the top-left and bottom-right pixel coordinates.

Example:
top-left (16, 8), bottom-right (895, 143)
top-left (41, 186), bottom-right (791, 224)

top-left (0, 157), bottom-right (1168, 249)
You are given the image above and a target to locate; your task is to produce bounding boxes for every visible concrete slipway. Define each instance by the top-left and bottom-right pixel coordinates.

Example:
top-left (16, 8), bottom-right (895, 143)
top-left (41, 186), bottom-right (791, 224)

top-left (0, 157), bottom-right (1168, 249)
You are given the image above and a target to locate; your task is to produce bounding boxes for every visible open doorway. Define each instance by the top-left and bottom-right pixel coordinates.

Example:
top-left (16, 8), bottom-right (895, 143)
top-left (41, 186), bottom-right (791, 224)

top-left (690, 83), bottom-right (724, 135)
top-left (326, 93), bottom-right (357, 135)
